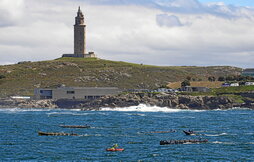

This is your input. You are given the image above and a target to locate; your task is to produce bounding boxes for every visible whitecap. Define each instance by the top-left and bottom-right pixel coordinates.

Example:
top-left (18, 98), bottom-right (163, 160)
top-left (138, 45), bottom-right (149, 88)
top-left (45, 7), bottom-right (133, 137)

top-left (125, 113), bottom-right (146, 116)
top-left (212, 141), bottom-right (223, 144)
top-left (212, 141), bottom-right (235, 145)
top-left (205, 133), bottom-right (228, 136)
top-left (47, 112), bottom-right (75, 115)
top-left (245, 133), bottom-right (254, 135)
top-left (47, 110), bottom-right (90, 116)
top-left (0, 108), bottom-right (53, 113)
top-left (213, 107), bottom-right (252, 111)
top-left (178, 116), bottom-right (196, 119)
top-left (79, 134), bottom-right (102, 137)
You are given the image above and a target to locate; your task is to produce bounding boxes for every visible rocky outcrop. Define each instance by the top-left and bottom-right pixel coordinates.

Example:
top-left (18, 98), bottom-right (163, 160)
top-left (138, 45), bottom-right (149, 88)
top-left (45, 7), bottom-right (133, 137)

top-left (0, 98), bottom-right (57, 108)
top-left (78, 93), bottom-right (239, 110)
top-left (17, 99), bottom-right (58, 108)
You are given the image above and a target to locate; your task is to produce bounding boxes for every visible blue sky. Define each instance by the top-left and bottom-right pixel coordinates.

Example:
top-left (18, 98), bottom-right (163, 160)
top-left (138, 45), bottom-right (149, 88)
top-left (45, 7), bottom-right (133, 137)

top-left (200, 0), bottom-right (254, 6)
top-left (0, 0), bottom-right (253, 68)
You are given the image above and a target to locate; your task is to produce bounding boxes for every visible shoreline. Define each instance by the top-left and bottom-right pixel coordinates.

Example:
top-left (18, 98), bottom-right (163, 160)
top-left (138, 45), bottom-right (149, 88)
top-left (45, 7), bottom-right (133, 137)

top-left (1, 92), bottom-right (253, 110)
top-left (0, 105), bottom-right (253, 111)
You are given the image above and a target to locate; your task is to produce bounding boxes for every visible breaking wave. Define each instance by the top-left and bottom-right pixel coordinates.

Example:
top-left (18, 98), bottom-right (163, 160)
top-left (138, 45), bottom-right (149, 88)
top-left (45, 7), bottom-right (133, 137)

top-left (100, 104), bottom-right (206, 113)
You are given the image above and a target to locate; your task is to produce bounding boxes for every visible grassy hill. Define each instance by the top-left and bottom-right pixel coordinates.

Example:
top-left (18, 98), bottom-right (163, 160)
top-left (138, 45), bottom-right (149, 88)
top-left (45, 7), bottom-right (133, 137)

top-left (0, 57), bottom-right (242, 97)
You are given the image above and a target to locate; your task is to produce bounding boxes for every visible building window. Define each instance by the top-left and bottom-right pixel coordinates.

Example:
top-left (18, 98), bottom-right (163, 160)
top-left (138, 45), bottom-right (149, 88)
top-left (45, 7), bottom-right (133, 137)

top-left (87, 96), bottom-right (94, 100)
top-left (67, 91), bottom-right (75, 94)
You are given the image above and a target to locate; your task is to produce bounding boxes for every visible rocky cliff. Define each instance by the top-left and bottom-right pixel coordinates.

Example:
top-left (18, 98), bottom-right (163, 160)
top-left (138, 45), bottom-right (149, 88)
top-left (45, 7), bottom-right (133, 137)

top-left (0, 98), bottom-right (57, 108)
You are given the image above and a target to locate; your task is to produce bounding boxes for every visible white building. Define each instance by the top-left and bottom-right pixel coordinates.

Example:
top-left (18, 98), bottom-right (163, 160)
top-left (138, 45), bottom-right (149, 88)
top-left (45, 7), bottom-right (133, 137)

top-left (245, 82), bottom-right (254, 86)
top-left (34, 87), bottom-right (121, 100)
top-left (230, 83), bottom-right (239, 87)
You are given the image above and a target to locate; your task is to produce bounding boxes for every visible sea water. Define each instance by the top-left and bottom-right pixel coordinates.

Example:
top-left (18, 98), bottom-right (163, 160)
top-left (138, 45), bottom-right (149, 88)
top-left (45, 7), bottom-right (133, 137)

top-left (0, 105), bottom-right (253, 161)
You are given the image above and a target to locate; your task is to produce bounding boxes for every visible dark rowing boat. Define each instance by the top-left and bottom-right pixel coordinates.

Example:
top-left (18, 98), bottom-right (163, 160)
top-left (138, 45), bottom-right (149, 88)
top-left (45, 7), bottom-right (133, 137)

top-left (160, 139), bottom-right (208, 145)
top-left (183, 130), bottom-right (196, 135)
top-left (38, 131), bottom-right (79, 136)
top-left (59, 125), bottom-right (91, 128)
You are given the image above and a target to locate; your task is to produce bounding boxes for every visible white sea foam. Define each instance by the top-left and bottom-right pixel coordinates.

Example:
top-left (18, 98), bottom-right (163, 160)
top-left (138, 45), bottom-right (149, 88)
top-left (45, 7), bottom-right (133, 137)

top-left (212, 141), bottom-right (223, 144)
top-left (178, 116), bottom-right (196, 119)
top-left (247, 142), bottom-right (254, 144)
top-left (245, 133), bottom-right (254, 135)
top-left (125, 113), bottom-right (146, 116)
top-left (212, 141), bottom-right (235, 145)
top-left (101, 104), bottom-right (206, 113)
top-left (46, 111), bottom-right (89, 116)
top-left (213, 107), bottom-right (252, 111)
top-left (205, 133), bottom-right (228, 136)
top-left (0, 108), bottom-right (53, 113)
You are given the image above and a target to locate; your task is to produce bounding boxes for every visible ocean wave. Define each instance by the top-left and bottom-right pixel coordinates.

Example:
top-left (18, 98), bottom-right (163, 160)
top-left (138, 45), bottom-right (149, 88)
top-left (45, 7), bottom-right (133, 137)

top-left (245, 133), bottom-right (254, 135)
top-left (46, 111), bottom-right (89, 116)
top-left (0, 108), bottom-right (84, 113)
top-left (213, 107), bottom-right (252, 111)
top-left (204, 133), bottom-right (228, 136)
top-left (0, 108), bottom-right (53, 113)
top-left (79, 134), bottom-right (102, 137)
top-left (100, 104), bottom-right (205, 113)
top-left (125, 113), bottom-right (146, 116)
top-left (212, 141), bottom-right (235, 145)
top-left (212, 141), bottom-right (223, 144)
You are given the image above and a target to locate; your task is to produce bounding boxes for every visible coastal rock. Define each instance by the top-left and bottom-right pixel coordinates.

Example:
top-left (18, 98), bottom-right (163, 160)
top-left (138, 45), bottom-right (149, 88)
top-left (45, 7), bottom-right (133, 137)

top-left (78, 93), bottom-right (237, 110)
top-left (0, 98), bottom-right (57, 108)
top-left (17, 99), bottom-right (58, 108)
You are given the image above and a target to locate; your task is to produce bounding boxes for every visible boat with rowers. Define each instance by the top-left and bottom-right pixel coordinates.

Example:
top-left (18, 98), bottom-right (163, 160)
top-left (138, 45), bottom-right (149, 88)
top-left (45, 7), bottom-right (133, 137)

top-left (38, 131), bottom-right (79, 136)
top-left (160, 139), bottom-right (208, 145)
top-left (106, 148), bottom-right (124, 152)
top-left (183, 130), bottom-right (196, 135)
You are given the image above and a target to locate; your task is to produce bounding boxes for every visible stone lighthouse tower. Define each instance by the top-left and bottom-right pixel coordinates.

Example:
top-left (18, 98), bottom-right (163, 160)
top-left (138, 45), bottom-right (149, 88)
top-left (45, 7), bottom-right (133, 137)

top-left (62, 7), bottom-right (96, 58)
top-left (74, 6), bottom-right (86, 55)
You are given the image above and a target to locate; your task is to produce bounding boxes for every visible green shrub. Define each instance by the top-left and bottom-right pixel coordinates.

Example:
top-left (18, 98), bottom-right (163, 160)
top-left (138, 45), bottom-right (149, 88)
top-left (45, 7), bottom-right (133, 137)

top-left (0, 75), bottom-right (6, 79)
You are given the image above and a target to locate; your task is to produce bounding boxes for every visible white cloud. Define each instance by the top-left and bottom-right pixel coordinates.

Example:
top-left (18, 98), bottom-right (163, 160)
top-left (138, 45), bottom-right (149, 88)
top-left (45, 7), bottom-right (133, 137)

top-left (0, 0), bottom-right (24, 26)
top-left (156, 14), bottom-right (183, 27)
top-left (0, 0), bottom-right (253, 68)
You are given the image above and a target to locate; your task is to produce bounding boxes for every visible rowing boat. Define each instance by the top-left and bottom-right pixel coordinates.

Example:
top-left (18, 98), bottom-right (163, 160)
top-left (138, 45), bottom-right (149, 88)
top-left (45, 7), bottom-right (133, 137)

top-left (38, 131), bottom-right (79, 136)
top-left (106, 148), bottom-right (124, 152)
top-left (160, 139), bottom-right (208, 145)
top-left (183, 130), bottom-right (196, 135)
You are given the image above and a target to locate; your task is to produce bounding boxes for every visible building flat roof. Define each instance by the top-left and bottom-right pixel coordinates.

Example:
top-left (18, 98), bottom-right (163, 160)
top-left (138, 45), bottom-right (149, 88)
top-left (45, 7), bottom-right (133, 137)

top-left (243, 68), bottom-right (254, 72)
top-left (58, 87), bottom-right (119, 89)
top-left (36, 87), bottom-right (119, 90)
